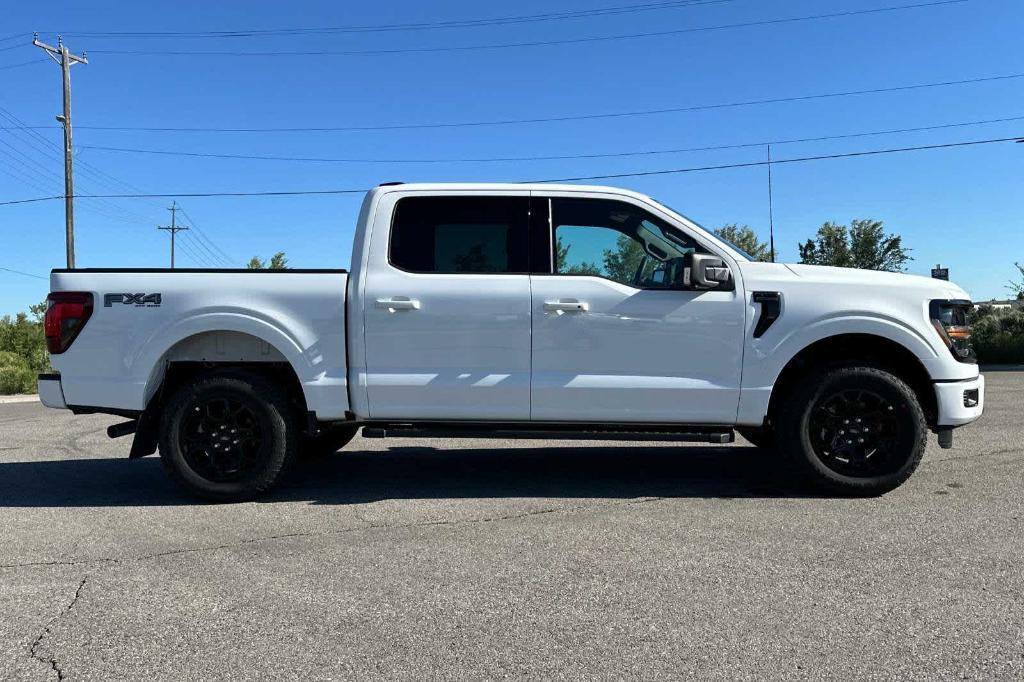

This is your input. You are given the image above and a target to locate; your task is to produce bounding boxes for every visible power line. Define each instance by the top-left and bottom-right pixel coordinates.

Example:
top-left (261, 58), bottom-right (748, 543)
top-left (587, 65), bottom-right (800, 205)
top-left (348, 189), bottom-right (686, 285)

top-left (0, 195), bottom-right (64, 206)
top-left (0, 162), bottom-right (137, 226)
top-left (0, 157), bottom-right (160, 229)
top-left (40, 0), bottom-right (736, 38)
top-left (85, 1), bottom-right (968, 57)
top-left (0, 162), bottom-right (56, 196)
top-left (78, 114), bottom-right (1024, 164)
top-left (175, 205), bottom-right (234, 265)
top-left (179, 229), bottom-right (226, 267)
top-left (0, 59), bottom-right (47, 70)
top-left (1, 134), bottom-right (1020, 207)
top-left (175, 235), bottom-right (217, 267)
top-left (13, 70), bottom-right (1022, 134)
top-left (530, 135), bottom-right (1024, 182)
top-left (0, 189), bottom-right (369, 206)
top-left (0, 267), bottom-right (47, 280)
top-left (0, 108), bottom-right (162, 226)
top-left (0, 105), bottom-right (176, 228)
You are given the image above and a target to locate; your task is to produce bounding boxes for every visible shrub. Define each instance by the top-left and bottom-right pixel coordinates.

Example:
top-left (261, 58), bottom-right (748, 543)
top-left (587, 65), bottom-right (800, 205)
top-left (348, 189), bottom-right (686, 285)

top-left (0, 350), bottom-right (37, 394)
top-left (971, 308), bottom-right (1024, 364)
top-left (0, 303), bottom-right (50, 394)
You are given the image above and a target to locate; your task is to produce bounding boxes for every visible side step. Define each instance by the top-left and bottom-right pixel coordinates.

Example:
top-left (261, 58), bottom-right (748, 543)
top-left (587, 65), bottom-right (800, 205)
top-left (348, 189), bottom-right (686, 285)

top-left (362, 423), bottom-right (734, 444)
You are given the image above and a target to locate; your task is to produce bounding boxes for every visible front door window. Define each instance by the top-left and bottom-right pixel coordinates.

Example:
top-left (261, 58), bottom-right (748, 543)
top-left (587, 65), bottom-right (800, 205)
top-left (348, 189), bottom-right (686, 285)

top-left (551, 198), bottom-right (698, 289)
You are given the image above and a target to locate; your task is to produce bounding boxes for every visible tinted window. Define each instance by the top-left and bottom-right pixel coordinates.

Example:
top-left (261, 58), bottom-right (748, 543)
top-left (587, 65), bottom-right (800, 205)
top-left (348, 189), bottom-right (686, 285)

top-left (550, 198), bottom-right (698, 288)
top-left (390, 196), bottom-right (529, 273)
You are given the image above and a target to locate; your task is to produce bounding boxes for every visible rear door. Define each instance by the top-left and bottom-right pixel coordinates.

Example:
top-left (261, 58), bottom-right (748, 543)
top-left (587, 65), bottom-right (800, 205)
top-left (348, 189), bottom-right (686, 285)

top-left (361, 192), bottom-right (532, 420)
top-left (529, 193), bottom-right (746, 423)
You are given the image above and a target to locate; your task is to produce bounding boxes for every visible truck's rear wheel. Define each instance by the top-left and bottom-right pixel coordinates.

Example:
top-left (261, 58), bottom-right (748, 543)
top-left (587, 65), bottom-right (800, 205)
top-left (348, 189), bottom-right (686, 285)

top-left (158, 371), bottom-right (296, 502)
top-left (778, 366), bottom-right (927, 496)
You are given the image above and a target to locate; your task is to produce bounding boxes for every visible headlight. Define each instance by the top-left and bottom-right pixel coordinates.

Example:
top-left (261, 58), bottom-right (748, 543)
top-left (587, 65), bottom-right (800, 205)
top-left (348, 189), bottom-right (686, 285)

top-left (929, 299), bottom-right (975, 363)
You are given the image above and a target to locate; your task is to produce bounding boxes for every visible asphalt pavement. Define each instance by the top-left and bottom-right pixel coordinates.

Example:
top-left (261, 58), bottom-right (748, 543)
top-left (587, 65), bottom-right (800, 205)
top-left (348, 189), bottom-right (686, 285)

top-left (1, 372), bottom-right (1022, 680)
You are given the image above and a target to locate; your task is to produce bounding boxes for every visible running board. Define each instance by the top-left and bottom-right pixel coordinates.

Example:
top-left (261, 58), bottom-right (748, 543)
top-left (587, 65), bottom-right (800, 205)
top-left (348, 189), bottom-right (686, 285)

top-left (361, 423), bottom-right (734, 444)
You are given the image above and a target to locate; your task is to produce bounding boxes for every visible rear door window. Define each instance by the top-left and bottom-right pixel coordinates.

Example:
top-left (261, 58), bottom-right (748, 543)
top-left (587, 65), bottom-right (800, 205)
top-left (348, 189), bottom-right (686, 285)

top-left (390, 196), bottom-right (529, 273)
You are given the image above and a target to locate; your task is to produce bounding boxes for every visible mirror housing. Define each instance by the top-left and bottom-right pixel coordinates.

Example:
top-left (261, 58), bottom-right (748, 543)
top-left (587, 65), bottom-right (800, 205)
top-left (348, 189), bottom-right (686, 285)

top-left (685, 253), bottom-right (732, 290)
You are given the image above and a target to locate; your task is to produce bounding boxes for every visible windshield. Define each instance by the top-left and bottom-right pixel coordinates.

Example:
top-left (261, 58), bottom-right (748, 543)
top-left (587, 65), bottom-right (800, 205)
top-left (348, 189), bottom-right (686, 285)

top-left (652, 198), bottom-right (753, 261)
top-left (710, 233), bottom-right (757, 261)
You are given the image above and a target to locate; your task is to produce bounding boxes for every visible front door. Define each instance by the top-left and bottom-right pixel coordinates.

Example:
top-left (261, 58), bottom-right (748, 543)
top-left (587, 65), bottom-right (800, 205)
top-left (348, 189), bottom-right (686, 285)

top-left (529, 194), bottom-right (746, 424)
top-left (362, 193), bottom-right (532, 420)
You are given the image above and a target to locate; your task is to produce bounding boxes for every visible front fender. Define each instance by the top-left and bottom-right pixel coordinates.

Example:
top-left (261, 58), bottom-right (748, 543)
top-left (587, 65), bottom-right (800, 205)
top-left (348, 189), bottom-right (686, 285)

top-left (736, 312), bottom-right (944, 425)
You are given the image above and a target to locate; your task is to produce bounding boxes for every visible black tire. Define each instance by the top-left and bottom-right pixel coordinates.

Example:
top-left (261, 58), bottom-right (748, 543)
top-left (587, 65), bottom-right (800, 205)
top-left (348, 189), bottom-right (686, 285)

top-left (737, 426), bottom-right (775, 450)
top-left (158, 371), bottom-right (297, 502)
top-left (302, 424), bottom-right (359, 457)
top-left (777, 365), bottom-right (927, 496)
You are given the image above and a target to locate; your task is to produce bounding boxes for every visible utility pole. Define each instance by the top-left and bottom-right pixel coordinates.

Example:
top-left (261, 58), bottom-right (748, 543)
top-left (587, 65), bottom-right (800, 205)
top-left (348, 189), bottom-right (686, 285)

top-left (158, 202), bottom-right (189, 269)
top-left (33, 33), bottom-right (87, 269)
top-left (766, 143), bottom-right (776, 263)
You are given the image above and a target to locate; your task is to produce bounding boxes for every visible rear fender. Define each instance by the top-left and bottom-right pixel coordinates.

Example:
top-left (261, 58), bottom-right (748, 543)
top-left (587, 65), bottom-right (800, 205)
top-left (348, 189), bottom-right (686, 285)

top-left (137, 310), bottom-right (347, 420)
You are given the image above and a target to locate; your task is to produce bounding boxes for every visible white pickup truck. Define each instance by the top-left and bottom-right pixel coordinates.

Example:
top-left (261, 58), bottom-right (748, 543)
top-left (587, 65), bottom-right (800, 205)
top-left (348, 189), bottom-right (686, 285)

top-left (38, 183), bottom-right (984, 500)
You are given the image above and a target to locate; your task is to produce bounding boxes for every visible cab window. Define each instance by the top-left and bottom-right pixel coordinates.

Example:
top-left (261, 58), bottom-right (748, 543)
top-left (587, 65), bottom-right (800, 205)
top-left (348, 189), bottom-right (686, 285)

top-left (390, 196), bottom-right (529, 273)
top-left (549, 198), bottom-right (698, 288)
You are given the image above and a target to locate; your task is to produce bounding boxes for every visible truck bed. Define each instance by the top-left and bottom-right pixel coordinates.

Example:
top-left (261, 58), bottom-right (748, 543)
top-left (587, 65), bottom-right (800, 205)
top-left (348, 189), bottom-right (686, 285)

top-left (47, 268), bottom-right (351, 420)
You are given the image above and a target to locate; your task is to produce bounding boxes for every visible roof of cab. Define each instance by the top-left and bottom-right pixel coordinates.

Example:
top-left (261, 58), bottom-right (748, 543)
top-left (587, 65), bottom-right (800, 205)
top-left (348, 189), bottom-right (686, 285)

top-left (370, 182), bottom-right (655, 202)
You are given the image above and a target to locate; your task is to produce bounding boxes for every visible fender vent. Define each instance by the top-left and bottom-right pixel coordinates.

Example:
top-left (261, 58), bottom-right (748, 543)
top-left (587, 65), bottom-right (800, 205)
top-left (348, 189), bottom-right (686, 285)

top-left (752, 291), bottom-right (781, 338)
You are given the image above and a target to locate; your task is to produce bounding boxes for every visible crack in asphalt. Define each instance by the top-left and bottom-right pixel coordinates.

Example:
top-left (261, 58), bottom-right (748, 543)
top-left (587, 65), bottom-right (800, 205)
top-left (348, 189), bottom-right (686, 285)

top-left (68, 426), bottom-right (113, 455)
top-left (923, 447), bottom-right (1024, 466)
top-left (29, 576), bottom-right (88, 681)
top-left (0, 496), bottom-right (669, 570)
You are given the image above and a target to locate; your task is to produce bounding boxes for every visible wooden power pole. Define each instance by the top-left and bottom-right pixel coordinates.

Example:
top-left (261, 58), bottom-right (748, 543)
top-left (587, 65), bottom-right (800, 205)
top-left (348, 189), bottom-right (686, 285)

top-left (33, 34), bottom-right (87, 269)
top-left (158, 202), bottom-right (189, 269)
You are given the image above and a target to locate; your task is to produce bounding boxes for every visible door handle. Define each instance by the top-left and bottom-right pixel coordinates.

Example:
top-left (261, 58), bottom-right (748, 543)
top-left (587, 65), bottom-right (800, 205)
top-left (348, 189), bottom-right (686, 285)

top-left (376, 297), bottom-right (421, 312)
top-left (544, 300), bottom-right (589, 312)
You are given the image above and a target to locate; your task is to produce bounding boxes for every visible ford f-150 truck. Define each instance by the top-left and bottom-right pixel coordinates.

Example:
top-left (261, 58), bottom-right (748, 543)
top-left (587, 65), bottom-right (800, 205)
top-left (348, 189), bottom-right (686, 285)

top-left (38, 183), bottom-right (984, 500)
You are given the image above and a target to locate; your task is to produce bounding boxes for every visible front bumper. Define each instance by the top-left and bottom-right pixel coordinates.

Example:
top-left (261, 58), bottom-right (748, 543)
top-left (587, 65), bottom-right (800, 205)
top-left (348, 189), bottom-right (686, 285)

top-left (934, 373), bottom-right (984, 427)
top-left (37, 373), bottom-right (67, 410)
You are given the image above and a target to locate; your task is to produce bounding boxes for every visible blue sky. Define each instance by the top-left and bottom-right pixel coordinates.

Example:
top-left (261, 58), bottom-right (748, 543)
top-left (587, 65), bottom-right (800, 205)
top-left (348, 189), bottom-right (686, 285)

top-left (1, 0), bottom-right (1022, 315)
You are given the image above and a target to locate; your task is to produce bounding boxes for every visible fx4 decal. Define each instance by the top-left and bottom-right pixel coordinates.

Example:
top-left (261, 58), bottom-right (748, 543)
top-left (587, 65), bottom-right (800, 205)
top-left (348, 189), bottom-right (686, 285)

top-left (104, 293), bottom-right (162, 308)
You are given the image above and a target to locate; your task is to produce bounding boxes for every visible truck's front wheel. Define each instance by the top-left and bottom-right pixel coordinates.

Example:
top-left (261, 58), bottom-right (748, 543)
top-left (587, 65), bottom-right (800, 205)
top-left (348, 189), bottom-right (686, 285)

top-left (778, 366), bottom-right (927, 496)
top-left (158, 371), bottom-right (296, 502)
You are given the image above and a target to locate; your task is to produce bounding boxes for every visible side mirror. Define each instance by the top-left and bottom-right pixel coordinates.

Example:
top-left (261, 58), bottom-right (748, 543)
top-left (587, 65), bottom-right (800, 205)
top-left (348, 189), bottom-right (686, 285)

top-left (685, 253), bottom-right (731, 289)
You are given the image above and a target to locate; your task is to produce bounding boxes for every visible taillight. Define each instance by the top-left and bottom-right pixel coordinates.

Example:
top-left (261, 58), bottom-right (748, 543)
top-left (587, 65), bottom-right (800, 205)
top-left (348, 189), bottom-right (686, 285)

top-left (929, 299), bottom-right (975, 363)
top-left (44, 292), bottom-right (93, 354)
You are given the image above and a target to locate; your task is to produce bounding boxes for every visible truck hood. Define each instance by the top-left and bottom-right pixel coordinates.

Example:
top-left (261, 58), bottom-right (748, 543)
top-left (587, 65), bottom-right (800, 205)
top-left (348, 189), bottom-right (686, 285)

top-left (736, 261), bottom-right (971, 301)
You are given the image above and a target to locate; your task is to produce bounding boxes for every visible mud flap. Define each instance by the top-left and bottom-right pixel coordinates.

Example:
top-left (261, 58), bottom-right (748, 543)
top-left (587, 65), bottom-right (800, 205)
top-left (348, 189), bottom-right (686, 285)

top-left (129, 408), bottom-right (160, 459)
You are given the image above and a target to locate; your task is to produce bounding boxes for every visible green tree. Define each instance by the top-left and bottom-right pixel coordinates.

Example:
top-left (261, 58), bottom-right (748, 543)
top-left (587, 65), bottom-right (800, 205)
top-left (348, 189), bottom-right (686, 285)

top-left (246, 252), bottom-right (289, 270)
top-left (602, 234), bottom-right (646, 283)
top-left (798, 219), bottom-right (910, 272)
top-left (1008, 262), bottom-right (1024, 300)
top-left (269, 252), bottom-right (289, 270)
top-left (971, 308), bottom-right (1024, 363)
top-left (0, 301), bottom-right (50, 394)
top-left (713, 224), bottom-right (772, 262)
top-left (554, 236), bottom-right (602, 276)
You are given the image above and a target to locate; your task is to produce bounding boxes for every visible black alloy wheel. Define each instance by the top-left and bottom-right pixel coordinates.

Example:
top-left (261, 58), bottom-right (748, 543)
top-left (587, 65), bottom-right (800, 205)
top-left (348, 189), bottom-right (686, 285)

top-left (807, 388), bottom-right (910, 478)
top-left (180, 396), bottom-right (265, 483)
top-left (778, 365), bottom-right (927, 496)
top-left (159, 371), bottom-right (296, 501)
